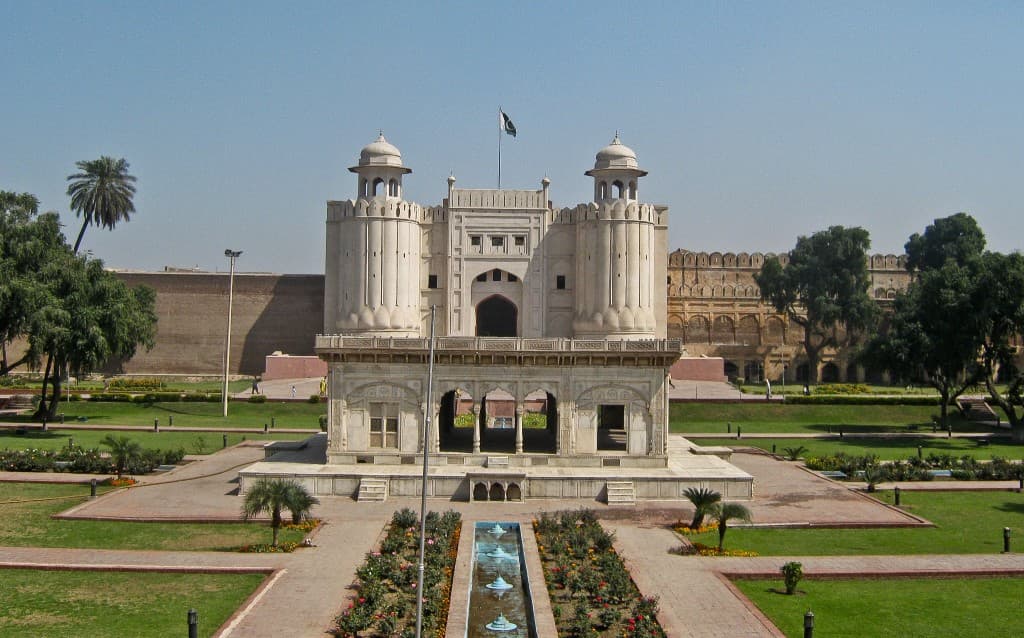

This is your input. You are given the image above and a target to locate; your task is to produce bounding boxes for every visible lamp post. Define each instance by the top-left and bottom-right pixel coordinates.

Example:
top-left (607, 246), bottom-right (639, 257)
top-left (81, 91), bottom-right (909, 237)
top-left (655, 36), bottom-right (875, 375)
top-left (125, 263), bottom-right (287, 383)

top-left (222, 249), bottom-right (242, 418)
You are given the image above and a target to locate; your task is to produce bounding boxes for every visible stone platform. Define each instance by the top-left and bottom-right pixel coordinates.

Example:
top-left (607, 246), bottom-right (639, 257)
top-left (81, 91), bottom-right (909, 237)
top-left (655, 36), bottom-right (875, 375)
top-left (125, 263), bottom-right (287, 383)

top-left (238, 434), bottom-right (753, 502)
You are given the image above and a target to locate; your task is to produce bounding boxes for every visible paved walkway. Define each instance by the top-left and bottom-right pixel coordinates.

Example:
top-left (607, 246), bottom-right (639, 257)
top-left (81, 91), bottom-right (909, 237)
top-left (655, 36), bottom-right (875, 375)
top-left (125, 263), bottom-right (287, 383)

top-left (2, 443), bottom-right (1022, 636)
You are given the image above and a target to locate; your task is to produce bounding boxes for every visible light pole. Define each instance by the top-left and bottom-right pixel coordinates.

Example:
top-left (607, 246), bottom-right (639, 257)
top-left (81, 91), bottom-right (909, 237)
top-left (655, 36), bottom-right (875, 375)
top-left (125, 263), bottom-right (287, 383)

top-left (222, 249), bottom-right (242, 417)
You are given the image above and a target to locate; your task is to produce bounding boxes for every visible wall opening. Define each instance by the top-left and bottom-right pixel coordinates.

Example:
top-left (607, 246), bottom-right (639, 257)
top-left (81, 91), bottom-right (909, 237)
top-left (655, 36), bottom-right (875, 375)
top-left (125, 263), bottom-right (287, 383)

top-left (597, 404), bottom-right (627, 451)
top-left (476, 295), bottom-right (517, 337)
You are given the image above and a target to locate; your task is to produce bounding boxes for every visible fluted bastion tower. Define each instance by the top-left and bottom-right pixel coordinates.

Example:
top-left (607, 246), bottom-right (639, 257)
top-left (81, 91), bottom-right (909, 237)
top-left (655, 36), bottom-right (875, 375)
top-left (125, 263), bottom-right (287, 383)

top-left (324, 134), bottom-right (422, 336)
top-left (573, 135), bottom-right (660, 339)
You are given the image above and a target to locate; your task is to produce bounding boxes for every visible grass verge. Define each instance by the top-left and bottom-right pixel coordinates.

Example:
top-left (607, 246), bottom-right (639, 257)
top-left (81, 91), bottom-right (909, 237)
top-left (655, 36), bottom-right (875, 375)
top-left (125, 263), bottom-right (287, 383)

top-left (0, 482), bottom-right (306, 551)
top-left (2, 400), bottom-right (325, 429)
top-left (669, 403), bottom-right (981, 434)
top-left (694, 436), bottom-right (1023, 461)
top-left (683, 490), bottom-right (1024, 555)
top-left (0, 428), bottom-right (308, 455)
top-left (734, 576), bottom-right (1024, 637)
top-left (0, 568), bottom-right (264, 638)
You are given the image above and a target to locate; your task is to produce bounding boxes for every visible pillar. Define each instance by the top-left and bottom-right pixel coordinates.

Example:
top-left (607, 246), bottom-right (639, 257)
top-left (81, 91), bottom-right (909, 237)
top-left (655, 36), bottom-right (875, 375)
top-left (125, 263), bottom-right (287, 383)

top-left (515, 405), bottom-right (524, 454)
top-left (472, 405), bottom-right (481, 454)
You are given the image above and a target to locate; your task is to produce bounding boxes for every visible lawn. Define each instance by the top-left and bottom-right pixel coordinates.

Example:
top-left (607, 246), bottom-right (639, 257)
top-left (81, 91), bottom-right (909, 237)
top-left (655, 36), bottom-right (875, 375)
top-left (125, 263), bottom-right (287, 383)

top-left (693, 436), bottom-right (1024, 461)
top-left (0, 482), bottom-right (306, 551)
top-left (0, 428), bottom-right (309, 455)
top-left (734, 576), bottom-right (1024, 637)
top-left (683, 490), bottom-right (1024, 555)
top-left (670, 403), bottom-right (982, 434)
top-left (0, 568), bottom-right (265, 638)
top-left (2, 399), bottom-right (325, 429)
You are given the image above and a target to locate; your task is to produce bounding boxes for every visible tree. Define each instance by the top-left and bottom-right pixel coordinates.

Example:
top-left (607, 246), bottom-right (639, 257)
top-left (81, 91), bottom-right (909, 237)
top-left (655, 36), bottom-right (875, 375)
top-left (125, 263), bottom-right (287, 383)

top-left (66, 156), bottom-right (137, 253)
top-left (100, 435), bottom-right (142, 477)
top-left (905, 212), bottom-right (986, 272)
top-left (711, 502), bottom-right (752, 552)
top-left (682, 487), bottom-right (721, 530)
top-left (972, 251), bottom-right (1024, 439)
top-left (31, 253), bottom-right (157, 419)
top-left (0, 192), bottom-right (66, 374)
top-left (755, 226), bottom-right (879, 384)
top-left (242, 478), bottom-right (317, 547)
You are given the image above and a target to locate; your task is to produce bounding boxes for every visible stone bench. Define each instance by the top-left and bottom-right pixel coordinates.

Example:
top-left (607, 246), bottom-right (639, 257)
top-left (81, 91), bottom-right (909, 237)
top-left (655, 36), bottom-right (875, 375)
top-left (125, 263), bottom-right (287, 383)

top-left (689, 446), bottom-right (733, 461)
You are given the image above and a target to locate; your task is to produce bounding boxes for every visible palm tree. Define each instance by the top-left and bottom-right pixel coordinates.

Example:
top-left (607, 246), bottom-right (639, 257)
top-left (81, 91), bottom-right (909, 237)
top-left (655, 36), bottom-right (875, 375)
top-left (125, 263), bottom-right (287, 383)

top-left (100, 435), bottom-right (142, 478)
top-left (66, 157), bottom-right (137, 253)
top-left (682, 487), bottom-right (721, 529)
top-left (242, 478), bottom-right (317, 547)
top-left (711, 502), bottom-right (753, 552)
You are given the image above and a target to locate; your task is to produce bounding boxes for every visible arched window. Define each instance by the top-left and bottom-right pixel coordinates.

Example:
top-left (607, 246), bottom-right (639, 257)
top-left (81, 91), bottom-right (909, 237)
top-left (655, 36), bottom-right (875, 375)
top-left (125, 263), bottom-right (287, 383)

top-left (360, 179), bottom-right (368, 197)
top-left (372, 177), bottom-right (384, 196)
top-left (598, 182), bottom-right (608, 199)
top-left (388, 179), bottom-right (399, 197)
top-left (612, 180), bottom-right (624, 198)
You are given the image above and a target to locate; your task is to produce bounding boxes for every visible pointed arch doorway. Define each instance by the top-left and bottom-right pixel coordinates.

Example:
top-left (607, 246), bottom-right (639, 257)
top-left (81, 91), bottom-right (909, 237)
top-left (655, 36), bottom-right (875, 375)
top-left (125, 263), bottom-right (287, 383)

top-left (476, 295), bottom-right (517, 337)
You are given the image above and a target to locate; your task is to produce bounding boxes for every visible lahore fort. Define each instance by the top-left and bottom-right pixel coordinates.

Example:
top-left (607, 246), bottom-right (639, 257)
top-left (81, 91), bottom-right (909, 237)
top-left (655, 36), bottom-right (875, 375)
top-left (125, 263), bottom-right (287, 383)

top-left (102, 138), bottom-right (912, 387)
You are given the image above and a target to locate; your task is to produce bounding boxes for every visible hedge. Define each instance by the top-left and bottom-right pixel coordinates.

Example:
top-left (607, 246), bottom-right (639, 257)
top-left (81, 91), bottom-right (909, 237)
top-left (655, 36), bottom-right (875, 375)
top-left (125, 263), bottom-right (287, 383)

top-left (785, 395), bottom-right (942, 406)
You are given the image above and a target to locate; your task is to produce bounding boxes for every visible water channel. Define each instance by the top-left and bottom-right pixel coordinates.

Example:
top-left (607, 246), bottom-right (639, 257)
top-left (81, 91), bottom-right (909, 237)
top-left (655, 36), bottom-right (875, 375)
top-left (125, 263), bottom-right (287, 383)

top-left (465, 522), bottom-right (538, 638)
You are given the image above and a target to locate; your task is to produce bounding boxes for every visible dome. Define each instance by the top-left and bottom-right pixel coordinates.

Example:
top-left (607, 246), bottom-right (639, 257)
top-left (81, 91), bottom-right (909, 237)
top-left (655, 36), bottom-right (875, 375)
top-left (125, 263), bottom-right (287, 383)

top-left (594, 134), bottom-right (639, 169)
top-left (350, 133), bottom-right (411, 173)
top-left (586, 134), bottom-right (647, 177)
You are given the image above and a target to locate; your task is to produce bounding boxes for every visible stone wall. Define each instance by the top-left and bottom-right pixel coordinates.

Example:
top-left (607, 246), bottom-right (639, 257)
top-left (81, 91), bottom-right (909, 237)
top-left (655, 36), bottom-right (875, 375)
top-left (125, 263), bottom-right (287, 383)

top-left (105, 271), bottom-right (324, 376)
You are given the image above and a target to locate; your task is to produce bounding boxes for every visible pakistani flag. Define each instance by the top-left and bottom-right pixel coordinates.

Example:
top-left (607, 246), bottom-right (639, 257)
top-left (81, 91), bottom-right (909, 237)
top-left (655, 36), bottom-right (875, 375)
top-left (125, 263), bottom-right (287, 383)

top-left (500, 110), bottom-right (517, 137)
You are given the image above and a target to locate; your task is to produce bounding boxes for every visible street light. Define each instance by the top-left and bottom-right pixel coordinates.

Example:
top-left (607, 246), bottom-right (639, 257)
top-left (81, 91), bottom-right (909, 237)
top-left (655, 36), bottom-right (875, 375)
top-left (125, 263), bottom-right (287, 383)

top-left (222, 249), bottom-right (242, 417)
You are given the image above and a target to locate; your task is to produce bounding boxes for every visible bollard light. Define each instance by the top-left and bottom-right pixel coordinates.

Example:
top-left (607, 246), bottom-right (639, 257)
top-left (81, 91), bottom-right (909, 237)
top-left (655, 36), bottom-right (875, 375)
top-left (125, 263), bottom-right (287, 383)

top-left (59, 413), bottom-right (65, 424)
top-left (223, 434), bottom-right (228, 449)
top-left (804, 610), bottom-right (815, 638)
top-left (154, 418), bottom-right (159, 432)
top-left (1004, 527), bottom-right (1011, 553)
top-left (169, 415), bottom-right (173, 426)
top-left (264, 423), bottom-right (269, 433)
top-left (188, 608), bottom-right (198, 638)
top-left (737, 426), bottom-right (742, 440)
top-left (90, 478), bottom-right (97, 498)
top-left (68, 437), bottom-right (74, 448)
top-left (271, 417), bottom-right (275, 429)
top-left (917, 445), bottom-right (922, 459)
top-left (947, 425), bottom-right (952, 439)
top-left (894, 486), bottom-right (901, 506)
top-left (727, 422), bottom-right (731, 433)
top-left (772, 444), bottom-right (777, 455)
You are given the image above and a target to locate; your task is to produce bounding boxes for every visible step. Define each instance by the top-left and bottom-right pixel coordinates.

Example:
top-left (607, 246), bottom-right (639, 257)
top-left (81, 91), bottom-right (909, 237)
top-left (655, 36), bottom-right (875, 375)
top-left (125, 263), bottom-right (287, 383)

top-left (357, 478), bottom-right (388, 503)
top-left (605, 480), bottom-right (635, 506)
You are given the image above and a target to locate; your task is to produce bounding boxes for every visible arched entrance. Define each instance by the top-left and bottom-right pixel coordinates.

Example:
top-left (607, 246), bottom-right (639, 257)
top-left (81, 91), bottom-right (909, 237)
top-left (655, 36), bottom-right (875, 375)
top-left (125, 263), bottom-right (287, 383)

top-left (476, 295), bottom-right (517, 337)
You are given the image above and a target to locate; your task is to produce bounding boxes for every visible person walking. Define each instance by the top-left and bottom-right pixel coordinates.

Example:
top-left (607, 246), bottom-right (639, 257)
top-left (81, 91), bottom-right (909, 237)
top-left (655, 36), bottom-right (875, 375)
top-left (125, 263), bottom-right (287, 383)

top-left (290, 385), bottom-right (296, 399)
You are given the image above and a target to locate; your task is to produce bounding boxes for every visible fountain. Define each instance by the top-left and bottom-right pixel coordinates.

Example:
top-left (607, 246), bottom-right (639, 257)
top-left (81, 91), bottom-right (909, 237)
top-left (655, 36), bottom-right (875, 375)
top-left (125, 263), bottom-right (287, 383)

top-left (485, 613), bottom-right (518, 632)
top-left (465, 522), bottom-right (538, 637)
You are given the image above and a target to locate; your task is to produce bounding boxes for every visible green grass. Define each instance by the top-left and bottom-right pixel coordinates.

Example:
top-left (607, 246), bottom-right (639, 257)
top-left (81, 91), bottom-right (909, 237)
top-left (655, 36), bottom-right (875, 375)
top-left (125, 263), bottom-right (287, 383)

top-left (670, 403), bottom-right (981, 434)
top-left (739, 382), bottom-right (941, 395)
top-left (0, 568), bottom-right (264, 638)
top-left (3, 400), bottom-right (325, 429)
top-left (685, 490), bottom-right (1024, 555)
top-left (694, 436), bottom-right (1023, 461)
top-left (0, 428), bottom-right (309, 454)
top-left (734, 576), bottom-right (1024, 637)
top-left (0, 482), bottom-right (306, 551)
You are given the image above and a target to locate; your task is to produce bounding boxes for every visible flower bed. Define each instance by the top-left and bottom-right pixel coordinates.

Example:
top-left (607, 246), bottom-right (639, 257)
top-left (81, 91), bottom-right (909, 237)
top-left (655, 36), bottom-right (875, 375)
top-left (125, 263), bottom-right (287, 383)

top-left (332, 508), bottom-right (460, 638)
top-left (805, 452), bottom-right (1024, 481)
top-left (534, 510), bottom-right (666, 638)
top-left (0, 445), bottom-right (185, 474)
top-left (237, 519), bottom-right (321, 553)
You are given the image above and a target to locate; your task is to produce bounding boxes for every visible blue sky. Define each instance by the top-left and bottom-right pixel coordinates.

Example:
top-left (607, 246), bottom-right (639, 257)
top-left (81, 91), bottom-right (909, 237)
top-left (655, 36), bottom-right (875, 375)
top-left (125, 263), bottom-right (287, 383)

top-left (2, 1), bottom-right (1021, 273)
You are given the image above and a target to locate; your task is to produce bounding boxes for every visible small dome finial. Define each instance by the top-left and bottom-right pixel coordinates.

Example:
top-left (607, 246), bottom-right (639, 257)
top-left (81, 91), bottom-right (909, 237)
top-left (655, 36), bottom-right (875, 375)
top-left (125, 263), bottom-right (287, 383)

top-left (612, 131), bottom-right (620, 144)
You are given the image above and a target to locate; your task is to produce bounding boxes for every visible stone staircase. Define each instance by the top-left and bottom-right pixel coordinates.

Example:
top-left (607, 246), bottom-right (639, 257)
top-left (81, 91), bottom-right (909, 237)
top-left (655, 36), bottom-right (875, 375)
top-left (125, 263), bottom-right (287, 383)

top-left (5, 394), bottom-right (37, 411)
top-left (958, 397), bottom-right (1003, 427)
top-left (357, 477), bottom-right (388, 502)
top-left (606, 481), bottom-right (636, 506)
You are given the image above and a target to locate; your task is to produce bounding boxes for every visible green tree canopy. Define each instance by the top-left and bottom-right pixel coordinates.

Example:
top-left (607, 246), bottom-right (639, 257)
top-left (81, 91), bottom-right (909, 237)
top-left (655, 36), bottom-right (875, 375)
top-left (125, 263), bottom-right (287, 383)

top-left (973, 251), bottom-right (1024, 438)
top-left (862, 214), bottom-right (988, 425)
top-left (66, 157), bottom-right (137, 253)
top-left (755, 226), bottom-right (879, 385)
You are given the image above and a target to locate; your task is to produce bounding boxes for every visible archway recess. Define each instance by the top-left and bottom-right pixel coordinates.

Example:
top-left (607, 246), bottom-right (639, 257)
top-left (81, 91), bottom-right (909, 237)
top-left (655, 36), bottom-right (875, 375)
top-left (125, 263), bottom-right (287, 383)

top-left (476, 295), bottom-right (517, 337)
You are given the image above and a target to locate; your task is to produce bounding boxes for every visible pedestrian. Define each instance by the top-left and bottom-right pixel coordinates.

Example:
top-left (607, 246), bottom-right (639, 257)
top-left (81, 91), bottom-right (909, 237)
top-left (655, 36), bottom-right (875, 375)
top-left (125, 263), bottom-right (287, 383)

top-left (765, 379), bottom-right (772, 399)
top-left (291, 385), bottom-right (296, 399)
top-left (251, 377), bottom-right (260, 395)
top-left (319, 376), bottom-right (327, 396)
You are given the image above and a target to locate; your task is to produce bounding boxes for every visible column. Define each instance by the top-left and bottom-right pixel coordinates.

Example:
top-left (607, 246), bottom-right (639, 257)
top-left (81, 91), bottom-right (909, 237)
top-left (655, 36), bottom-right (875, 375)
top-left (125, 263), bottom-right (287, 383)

top-left (472, 405), bottom-right (481, 454)
top-left (515, 405), bottom-right (524, 454)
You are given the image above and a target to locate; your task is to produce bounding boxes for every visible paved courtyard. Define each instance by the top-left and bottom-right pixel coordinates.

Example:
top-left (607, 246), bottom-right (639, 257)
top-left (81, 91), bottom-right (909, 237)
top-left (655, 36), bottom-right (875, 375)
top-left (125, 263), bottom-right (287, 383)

top-left (3, 442), bottom-right (1022, 636)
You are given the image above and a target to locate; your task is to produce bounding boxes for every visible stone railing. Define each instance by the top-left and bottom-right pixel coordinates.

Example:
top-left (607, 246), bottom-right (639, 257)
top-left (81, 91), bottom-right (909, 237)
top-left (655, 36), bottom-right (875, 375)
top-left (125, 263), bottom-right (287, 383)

top-left (315, 335), bottom-right (684, 354)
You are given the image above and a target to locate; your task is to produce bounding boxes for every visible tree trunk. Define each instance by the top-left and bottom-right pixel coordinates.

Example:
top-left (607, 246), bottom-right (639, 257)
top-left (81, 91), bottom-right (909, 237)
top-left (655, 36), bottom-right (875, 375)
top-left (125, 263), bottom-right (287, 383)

top-left (718, 520), bottom-right (728, 552)
top-left (34, 355), bottom-right (53, 419)
top-left (271, 507), bottom-right (282, 547)
top-left (938, 388), bottom-right (950, 428)
top-left (72, 221), bottom-right (88, 254)
top-left (47, 364), bottom-right (62, 420)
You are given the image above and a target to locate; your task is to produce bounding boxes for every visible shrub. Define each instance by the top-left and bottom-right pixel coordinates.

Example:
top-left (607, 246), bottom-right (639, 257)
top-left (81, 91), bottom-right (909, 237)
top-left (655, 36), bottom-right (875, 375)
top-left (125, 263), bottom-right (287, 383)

top-left (786, 395), bottom-right (941, 406)
top-left (308, 394), bottom-right (321, 404)
top-left (782, 445), bottom-right (808, 461)
top-left (781, 561), bottom-right (803, 594)
top-left (107, 377), bottom-right (165, 391)
top-left (247, 394), bottom-right (267, 403)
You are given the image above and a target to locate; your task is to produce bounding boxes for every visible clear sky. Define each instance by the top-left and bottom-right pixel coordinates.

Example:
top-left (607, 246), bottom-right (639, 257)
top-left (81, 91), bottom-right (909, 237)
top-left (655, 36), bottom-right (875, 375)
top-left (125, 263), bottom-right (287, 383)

top-left (2, 1), bottom-right (1021, 274)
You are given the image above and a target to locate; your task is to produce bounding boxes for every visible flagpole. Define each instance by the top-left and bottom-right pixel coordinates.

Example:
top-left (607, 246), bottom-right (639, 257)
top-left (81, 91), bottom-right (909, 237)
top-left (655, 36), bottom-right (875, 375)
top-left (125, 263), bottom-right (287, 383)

top-left (493, 105), bottom-right (497, 187)
top-left (414, 304), bottom-right (436, 638)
